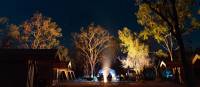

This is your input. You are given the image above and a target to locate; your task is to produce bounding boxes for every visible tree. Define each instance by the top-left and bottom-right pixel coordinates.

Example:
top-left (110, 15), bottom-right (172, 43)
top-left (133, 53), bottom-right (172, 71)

top-left (118, 27), bottom-right (151, 79)
top-left (73, 24), bottom-right (112, 78)
top-left (0, 17), bottom-right (10, 47)
top-left (2, 13), bottom-right (62, 49)
top-left (56, 46), bottom-right (70, 62)
top-left (0, 13), bottom-right (63, 87)
top-left (135, 0), bottom-right (200, 86)
top-left (137, 4), bottom-right (178, 61)
top-left (11, 13), bottom-right (62, 87)
top-left (2, 24), bottom-right (21, 48)
top-left (20, 13), bottom-right (62, 49)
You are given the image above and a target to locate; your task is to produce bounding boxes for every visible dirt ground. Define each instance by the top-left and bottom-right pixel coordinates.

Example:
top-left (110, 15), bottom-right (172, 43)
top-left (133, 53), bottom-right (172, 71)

top-left (56, 81), bottom-right (186, 87)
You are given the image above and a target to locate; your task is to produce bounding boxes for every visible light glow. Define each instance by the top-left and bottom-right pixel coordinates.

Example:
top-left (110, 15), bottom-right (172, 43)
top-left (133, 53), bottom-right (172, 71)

top-left (98, 68), bottom-right (117, 82)
top-left (103, 67), bottom-right (109, 83)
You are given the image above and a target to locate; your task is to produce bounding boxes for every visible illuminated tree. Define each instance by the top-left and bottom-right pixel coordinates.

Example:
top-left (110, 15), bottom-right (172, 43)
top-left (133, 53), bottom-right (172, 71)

top-left (8, 13), bottom-right (63, 87)
top-left (73, 24), bottom-right (112, 78)
top-left (137, 4), bottom-right (177, 61)
top-left (0, 13), bottom-right (63, 87)
top-left (135, 0), bottom-right (200, 85)
top-left (56, 46), bottom-right (70, 62)
top-left (2, 24), bottom-right (21, 48)
top-left (118, 27), bottom-right (150, 76)
top-left (2, 13), bottom-right (62, 49)
top-left (20, 13), bottom-right (62, 49)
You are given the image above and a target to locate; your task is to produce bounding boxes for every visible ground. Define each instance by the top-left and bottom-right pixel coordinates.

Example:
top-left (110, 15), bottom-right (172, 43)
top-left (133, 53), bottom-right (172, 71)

top-left (55, 81), bottom-right (185, 87)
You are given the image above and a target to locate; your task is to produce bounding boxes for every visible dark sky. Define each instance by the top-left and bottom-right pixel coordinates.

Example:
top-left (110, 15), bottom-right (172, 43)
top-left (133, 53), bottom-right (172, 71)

top-left (0, 0), bottom-right (199, 49)
top-left (0, 0), bottom-right (139, 47)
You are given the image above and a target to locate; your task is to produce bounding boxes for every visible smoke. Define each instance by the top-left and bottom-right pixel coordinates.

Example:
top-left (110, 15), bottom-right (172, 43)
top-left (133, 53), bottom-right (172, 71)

top-left (101, 39), bottom-right (116, 82)
top-left (102, 50), bottom-right (111, 82)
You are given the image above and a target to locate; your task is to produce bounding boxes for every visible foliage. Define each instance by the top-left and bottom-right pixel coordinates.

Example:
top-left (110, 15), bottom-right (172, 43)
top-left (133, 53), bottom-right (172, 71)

top-left (135, 0), bottom-right (200, 85)
top-left (137, 4), bottom-right (168, 43)
top-left (0, 17), bottom-right (9, 47)
top-left (155, 49), bottom-right (168, 58)
top-left (0, 17), bottom-right (8, 24)
top-left (7, 24), bottom-right (20, 40)
top-left (1, 24), bottom-right (21, 48)
top-left (118, 27), bottom-right (150, 74)
top-left (20, 13), bottom-right (62, 49)
top-left (56, 46), bottom-right (70, 62)
top-left (135, 1), bottom-right (199, 61)
top-left (135, 0), bottom-right (200, 36)
top-left (2, 13), bottom-right (62, 49)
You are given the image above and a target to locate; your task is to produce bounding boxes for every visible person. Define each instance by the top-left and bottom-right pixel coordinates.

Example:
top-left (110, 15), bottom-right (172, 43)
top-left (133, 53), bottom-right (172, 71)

top-left (107, 73), bottom-right (112, 81)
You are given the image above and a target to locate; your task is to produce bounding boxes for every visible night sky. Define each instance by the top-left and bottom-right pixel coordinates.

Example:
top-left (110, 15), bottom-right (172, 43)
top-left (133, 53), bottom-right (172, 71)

top-left (0, 0), bottom-right (199, 49)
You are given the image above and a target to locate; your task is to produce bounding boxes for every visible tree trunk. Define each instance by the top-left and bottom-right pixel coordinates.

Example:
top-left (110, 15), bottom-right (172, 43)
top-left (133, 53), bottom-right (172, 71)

top-left (171, 0), bottom-right (194, 86)
top-left (90, 64), bottom-right (94, 78)
top-left (84, 62), bottom-right (89, 77)
top-left (175, 34), bottom-right (194, 86)
top-left (26, 60), bottom-right (36, 87)
top-left (91, 66), bottom-right (93, 78)
top-left (154, 66), bottom-right (160, 81)
top-left (169, 51), bottom-right (173, 62)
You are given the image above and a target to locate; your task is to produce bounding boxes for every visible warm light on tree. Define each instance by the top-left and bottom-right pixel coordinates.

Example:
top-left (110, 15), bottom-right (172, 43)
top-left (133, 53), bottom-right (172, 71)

top-left (136, 4), bottom-right (177, 62)
top-left (155, 49), bottom-right (168, 58)
top-left (2, 13), bottom-right (62, 49)
top-left (135, 0), bottom-right (200, 85)
top-left (73, 23), bottom-right (112, 77)
top-left (56, 46), bottom-right (70, 62)
top-left (0, 13), bottom-right (64, 87)
top-left (118, 27), bottom-right (150, 74)
top-left (20, 13), bottom-right (62, 49)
